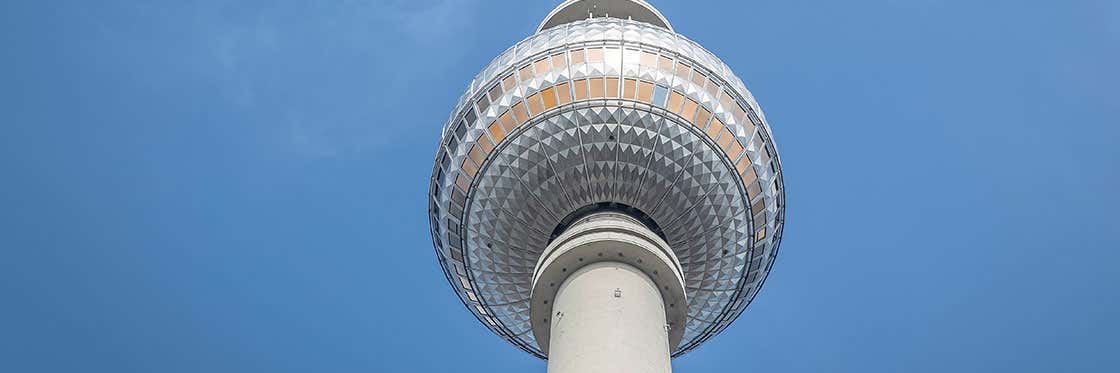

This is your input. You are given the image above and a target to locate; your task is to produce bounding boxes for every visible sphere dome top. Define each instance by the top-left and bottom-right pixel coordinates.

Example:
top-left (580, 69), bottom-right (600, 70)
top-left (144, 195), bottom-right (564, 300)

top-left (538, 0), bottom-right (673, 32)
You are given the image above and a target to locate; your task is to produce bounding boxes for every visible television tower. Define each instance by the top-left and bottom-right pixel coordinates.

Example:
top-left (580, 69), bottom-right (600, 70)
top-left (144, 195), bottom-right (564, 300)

top-left (428, 1), bottom-right (785, 371)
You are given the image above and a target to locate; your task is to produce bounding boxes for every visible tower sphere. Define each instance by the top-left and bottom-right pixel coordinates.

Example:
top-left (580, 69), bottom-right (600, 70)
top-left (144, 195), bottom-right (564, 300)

top-left (428, 0), bottom-right (785, 358)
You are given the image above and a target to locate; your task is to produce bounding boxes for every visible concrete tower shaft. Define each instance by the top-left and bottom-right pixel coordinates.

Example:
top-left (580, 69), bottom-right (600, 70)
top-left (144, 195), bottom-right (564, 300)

top-left (549, 262), bottom-right (670, 373)
top-left (531, 212), bottom-right (685, 373)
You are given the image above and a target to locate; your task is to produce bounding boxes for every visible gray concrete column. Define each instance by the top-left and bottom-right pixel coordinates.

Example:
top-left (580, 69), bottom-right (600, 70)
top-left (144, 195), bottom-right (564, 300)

top-left (530, 212), bottom-right (686, 373)
top-left (546, 261), bottom-right (672, 373)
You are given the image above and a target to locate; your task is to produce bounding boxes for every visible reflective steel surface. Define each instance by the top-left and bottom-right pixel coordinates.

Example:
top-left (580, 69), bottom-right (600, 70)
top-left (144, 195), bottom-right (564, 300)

top-left (428, 16), bottom-right (785, 358)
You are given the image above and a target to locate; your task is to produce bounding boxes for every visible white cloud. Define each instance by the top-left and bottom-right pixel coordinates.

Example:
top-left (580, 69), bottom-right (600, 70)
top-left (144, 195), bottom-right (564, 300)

top-left (187, 0), bottom-right (481, 159)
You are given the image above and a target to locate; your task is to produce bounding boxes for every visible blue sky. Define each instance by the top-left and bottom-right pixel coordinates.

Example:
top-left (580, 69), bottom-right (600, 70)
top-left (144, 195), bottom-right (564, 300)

top-left (1, 0), bottom-right (1117, 371)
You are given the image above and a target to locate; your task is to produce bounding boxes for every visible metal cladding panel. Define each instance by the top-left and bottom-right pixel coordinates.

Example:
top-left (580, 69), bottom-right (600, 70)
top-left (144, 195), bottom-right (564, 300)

top-left (429, 18), bottom-right (785, 358)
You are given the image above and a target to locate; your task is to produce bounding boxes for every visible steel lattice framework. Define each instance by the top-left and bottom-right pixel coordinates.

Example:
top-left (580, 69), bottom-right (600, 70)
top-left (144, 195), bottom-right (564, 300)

top-left (428, 12), bottom-right (785, 358)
